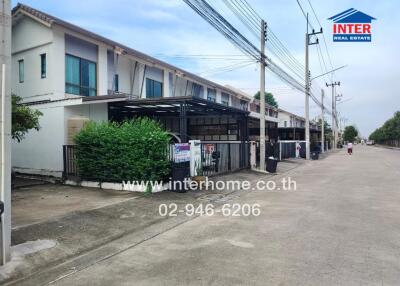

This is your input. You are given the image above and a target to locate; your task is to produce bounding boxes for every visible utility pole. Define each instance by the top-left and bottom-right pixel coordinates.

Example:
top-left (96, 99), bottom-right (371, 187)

top-left (0, 0), bottom-right (12, 265)
top-left (321, 89), bottom-right (324, 153)
top-left (326, 81), bottom-right (340, 149)
top-left (305, 13), bottom-right (322, 160)
top-left (259, 20), bottom-right (267, 171)
top-left (335, 93), bottom-right (342, 146)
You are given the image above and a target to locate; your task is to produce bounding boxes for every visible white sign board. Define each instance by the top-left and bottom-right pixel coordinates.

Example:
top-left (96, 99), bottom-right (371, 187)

top-left (173, 143), bottom-right (190, 163)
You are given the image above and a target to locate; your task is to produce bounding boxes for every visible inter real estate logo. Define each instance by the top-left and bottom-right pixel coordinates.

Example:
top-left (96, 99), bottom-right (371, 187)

top-left (328, 8), bottom-right (376, 42)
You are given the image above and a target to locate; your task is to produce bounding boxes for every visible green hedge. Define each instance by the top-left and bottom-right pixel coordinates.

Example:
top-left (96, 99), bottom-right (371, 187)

top-left (74, 118), bottom-right (170, 182)
top-left (369, 111), bottom-right (400, 142)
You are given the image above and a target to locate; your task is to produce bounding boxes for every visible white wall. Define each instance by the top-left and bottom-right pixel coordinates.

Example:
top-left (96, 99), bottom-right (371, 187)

top-left (12, 17), bottom-right (54, 101)
top-left (65, 34), bottom-right (97, 62)
top-left (278, 112), bottom-right (291, 128)
top-left (12, 101), bottom-right (109, 177)
top-left (12, 17), bottom-right (52, 53)
top-left (64, 103), bottom-right (108, 125)
top-left (12, 102), bottom-right (66, 177)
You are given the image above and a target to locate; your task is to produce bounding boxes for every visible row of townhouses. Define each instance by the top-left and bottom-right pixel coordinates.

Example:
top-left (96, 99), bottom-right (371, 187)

top-left (11, 4), bottom-right (320, 178)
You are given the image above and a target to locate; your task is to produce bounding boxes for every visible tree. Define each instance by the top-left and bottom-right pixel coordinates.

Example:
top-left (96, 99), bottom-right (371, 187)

top-left (369, 111), bottom-right (400, 142)
top-left (12, 94), bottom-right (43, 142)
top-left (316, 118), bottom-right (333, 141)
top-left (254, 91), bottom-right (278, 108)
top-left (343, 125), bottom-right (358, 143)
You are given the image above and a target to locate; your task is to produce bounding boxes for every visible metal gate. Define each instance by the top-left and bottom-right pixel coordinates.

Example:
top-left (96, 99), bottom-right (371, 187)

top-left (63, 145), bottom-right (78, 179)
top-left (279, 140), bottom-right (306, 160)
top-left (200, 141), bottom-right (250, 176)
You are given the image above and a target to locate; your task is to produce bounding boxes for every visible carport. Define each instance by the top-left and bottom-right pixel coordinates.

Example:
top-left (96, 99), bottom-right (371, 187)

top-left (103, 96), bottom-right (250, 143)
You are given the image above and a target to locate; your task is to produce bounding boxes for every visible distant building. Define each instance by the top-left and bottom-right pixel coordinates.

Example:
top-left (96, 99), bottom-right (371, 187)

top-left (277, 109), bottom-right (321, 142)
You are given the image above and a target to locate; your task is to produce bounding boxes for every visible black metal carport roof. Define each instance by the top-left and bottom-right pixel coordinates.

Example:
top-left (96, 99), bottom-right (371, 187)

top-left (278, 127), bottom-right (321, 132)
top-left (103, 96), bottom-right (249, 117)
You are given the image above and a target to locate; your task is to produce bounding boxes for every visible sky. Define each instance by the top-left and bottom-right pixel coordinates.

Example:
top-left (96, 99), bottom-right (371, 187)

top-left (12, 0), bottom-right (400, 137)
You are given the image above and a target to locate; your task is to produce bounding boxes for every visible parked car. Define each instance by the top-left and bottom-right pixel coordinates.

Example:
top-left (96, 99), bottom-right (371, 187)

top-left (366, 140), bottom-right (375, 145)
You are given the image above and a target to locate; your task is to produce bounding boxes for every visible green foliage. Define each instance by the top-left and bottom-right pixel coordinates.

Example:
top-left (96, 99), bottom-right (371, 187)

top-left (343, 125), bottom-right (358, 142)
top-left (12, 94), bottom-right (43, 142)
top-left (369, 111), bottom-right (400, 142)
top-left (254, 91), bottom-right (279, 108)
top-left (74, 118), bottom-right (171, 183)
top-left (316, 118), bottom-right (333, 141)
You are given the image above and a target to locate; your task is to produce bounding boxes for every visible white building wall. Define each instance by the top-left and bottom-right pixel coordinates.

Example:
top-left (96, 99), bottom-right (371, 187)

top-left (98, 45), bottom-right (108, 95)
top-left (12, 101), bottom-right (109, 177)
top-left (65, 34), bottom-right (97, 62)
top-left (11, 17), bottom-right (54, 101)
top-left (115, 55), bottom-right (132, 94)
top-left (277, 112), bottom-right (291, 128)
top-left (50, 27), bottom-right (66, 100)
top-left (12, 102), bottom-right (66, 177)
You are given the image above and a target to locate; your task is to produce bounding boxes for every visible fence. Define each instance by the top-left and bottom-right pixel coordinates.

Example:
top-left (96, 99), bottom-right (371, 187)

top-left (377, 139), bottom-right (400, 148)
top-left (63, 141), bottom-right (251, 180)
top-left (279, 141), bottom-right (306, 160)
top-left (63, 145), bottom-right (78, 179)
top-left (200, 141), bottom-right (250, 176)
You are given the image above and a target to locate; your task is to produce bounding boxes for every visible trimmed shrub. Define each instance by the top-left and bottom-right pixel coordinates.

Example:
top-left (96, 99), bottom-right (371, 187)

top-left (74, 118), bottom-right (170, 182)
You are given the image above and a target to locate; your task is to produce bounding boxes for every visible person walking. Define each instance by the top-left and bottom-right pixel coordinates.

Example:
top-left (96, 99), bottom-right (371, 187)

top-left (347, 142), bottom-right (353, 155)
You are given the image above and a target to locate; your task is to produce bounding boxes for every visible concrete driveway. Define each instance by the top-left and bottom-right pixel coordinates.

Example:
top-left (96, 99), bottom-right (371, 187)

top-left (12, 183), bottom-right (138, 228)
top-left (45, 146), bottom-right (400, 286)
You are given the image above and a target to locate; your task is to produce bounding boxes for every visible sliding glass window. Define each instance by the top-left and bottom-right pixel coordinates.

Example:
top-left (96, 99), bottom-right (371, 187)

top-left (207, 88), bottom-right (216, 102)
top-left (65, 54), bottom-right (97, 96)
top-left (146, 78), bottom-right (162, 98)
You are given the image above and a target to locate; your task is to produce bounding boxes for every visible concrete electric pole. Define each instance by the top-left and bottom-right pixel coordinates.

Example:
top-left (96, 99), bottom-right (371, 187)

top-left (259, 20), bottom-right (267, 171)
top-left (326, 81), bottom-right (340, 149)
top-left (304, 13), bottom-right (322, 160)
top-left (0, 0), bottom-right (12, 265)
top-left (321, 89), bottom-right (324, 153)
top-left (335, 93), bottom-right (342, 146)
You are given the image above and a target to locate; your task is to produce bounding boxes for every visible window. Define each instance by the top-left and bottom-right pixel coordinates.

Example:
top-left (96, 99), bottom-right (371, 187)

top-left (284, 121), bottom-right (287, 127)
top-left (18, 59), bottom-right (24, 83)
top-left (221, 92), bottom-right (230, 106)
top-left (40, 54), bottom-right (46, 78)
top-left (146, 78), bottom-right (162, 98)
top-left (114, 74), bottom-right (119, 92)
top-left (191, 82), bottom-right (203, 98)
top-left (65, 54), bottom-right (97, 96)
top-left (240, 100), bottom-right (248, 111)
top-left (207, 88), bottom-right (216, 102)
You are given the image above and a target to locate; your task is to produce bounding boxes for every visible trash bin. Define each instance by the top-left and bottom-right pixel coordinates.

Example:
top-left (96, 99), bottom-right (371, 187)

top-left (311, 151), bottom-right (319, 160)
top-left (266, 157), bottom-right (278, 173)
top-left (170, 162), bottom-right (190, 192)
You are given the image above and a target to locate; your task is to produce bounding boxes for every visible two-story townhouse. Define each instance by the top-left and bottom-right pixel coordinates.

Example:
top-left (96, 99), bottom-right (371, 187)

top-left (224, 85), bottom-right (279, 142)
top-left (11, 4), bottom-right (278, 178)
top-left (277, 109), bottom-right (321, 142)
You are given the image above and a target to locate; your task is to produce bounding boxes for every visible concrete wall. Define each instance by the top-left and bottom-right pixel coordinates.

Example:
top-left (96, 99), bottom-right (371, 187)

top-left (12, 102), bottom-right (67, 177)
top-left (278, 112), bottom-right (291, 128)
top-left (12, 17), bottom-right (54, 101)
top-left (65, 34), bottom-right (97, 62)
top-left (12, 101), bottom-right (109, 177)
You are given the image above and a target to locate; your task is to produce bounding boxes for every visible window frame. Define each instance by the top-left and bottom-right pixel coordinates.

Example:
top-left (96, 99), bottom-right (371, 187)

top-left (18, 59), bottom-right (24, 83)
top-left (207, 88), bottom-right (217, 102)
top-left (114, 74), bottom-right (119, 92)
top-left (146, 78), bottom-right (163, 98)
top-left (40, 53), bottom-right (46, 78)
top-left (65, 54), bottom-right (97, 96)
top-left (221, 92), bottom-right (230, 106)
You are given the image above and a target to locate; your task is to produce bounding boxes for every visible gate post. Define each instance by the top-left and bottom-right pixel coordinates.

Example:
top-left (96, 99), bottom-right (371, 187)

top-left (250, 141), bottom-right (257, 170)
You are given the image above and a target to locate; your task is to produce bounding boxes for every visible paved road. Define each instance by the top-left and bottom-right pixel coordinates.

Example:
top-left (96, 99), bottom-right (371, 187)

top-left (53, 146), bottom-right (400, 286)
